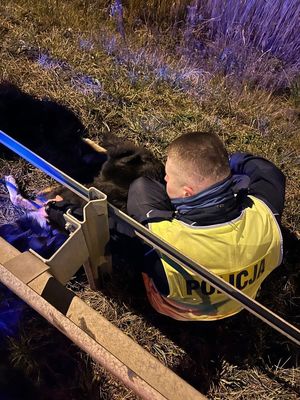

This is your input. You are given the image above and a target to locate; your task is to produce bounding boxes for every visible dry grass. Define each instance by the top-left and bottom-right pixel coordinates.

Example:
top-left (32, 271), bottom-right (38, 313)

top-left (0, 1), bottom-right (299, 399)
top-left (122, 0), bottom-right (190, 26)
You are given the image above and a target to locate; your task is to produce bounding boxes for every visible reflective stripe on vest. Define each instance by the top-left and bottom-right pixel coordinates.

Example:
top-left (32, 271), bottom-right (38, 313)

top-left (149, 196), bottom-right (283, 321)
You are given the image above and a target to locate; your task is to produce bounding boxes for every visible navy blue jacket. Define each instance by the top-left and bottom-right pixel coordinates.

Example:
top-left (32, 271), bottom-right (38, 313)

top-left (127, 152), bottom-right (286, 225)
top-left (126, 153), bottom-right (286, 295)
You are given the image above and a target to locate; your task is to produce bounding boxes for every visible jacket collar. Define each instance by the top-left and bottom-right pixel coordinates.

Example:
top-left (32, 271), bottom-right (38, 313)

top-left (171, 175), bottom-right (251, 226)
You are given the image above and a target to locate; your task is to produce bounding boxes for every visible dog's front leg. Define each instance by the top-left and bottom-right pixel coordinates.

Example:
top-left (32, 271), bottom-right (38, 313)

top-left (4, 175), bottom-right (55, 229)
top-left (4, 175), bottom-right (43, 211)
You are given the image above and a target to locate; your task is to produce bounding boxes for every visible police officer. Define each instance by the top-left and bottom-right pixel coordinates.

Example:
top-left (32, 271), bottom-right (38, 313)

top-left (127, 132), bottom-right (285, 321)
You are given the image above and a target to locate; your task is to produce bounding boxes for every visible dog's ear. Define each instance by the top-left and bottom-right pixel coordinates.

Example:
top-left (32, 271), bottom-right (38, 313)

top-left (118, 152), bottom-right (142, 165)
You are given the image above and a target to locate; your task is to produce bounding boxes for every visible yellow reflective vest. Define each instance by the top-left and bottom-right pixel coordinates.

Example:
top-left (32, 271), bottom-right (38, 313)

top-left (149, 196), bottom-right (283, 320)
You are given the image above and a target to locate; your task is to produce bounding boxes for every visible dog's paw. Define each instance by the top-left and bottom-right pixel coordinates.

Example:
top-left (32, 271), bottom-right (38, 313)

top-left (4, 175), bottom-right (19, 201)
top-left (4, 174), bottom-right (17, 186)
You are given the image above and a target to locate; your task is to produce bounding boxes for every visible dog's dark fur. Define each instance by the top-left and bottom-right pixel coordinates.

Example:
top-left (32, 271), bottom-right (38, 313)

top-left (0, 82), bottom-right (164, 212)
top-left (0, 82), bottom-right (106, 183)
top-left (45, 140), bottom-right (165, 211)
top-left (92, 141), bottom-right (164, 210)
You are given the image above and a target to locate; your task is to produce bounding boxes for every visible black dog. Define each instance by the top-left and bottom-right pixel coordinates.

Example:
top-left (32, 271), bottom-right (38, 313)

top-left (0, 81), bottom-right (106, 183)
top-left (0, 83), bottom-right (165, 257)
top-left (0, 82), bottom-right (164, 212)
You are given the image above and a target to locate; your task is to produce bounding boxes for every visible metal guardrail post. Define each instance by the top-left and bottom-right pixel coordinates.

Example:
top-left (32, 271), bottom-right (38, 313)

top-left (29, 191), bottom-right (111, 290)
top-left (72, 187), bottom-right (111, 289)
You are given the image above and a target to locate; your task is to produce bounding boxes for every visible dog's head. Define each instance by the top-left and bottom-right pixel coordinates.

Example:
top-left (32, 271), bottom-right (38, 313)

top-left (99, 144), bottom-right (164, 187)
top-left (92, 142), bottom-right (164, 210)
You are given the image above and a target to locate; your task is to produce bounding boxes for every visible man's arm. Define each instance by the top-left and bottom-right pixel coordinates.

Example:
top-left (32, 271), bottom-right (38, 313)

top-left (230, 152), bottom-right (286, 219)
top-left (127, 177), bottom-right (175, 225)
top-left (45, 200), bottom-right (84, 229)
top-left (127, 177), bottom-right (172, 296)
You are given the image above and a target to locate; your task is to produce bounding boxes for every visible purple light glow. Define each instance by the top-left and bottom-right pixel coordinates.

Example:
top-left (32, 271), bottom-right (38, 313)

top-left (98, 32), bottom-right (209, 96)
top-left (183, 0), bottom-right (300, 89)
top-left (109, 0), bottom-right (125, 39)
top-left (33, 0), bottom-right (299, 98)
top-left (102, 36), bottom-right (117, 55)
top-left (109, 0), bottom-right (123, 18)
top-left (37, 53), bottom-right (68, 70)
top-left (0, 284), bottom-right (25, 337)
top-left (79, 38), bottom-right (94, 51)
top-left (156, 65), bottom-right (169, 81)
top-left (34, 50), bottom-right (104, 96)
top-left (72, 74), bottom-right (103, 95)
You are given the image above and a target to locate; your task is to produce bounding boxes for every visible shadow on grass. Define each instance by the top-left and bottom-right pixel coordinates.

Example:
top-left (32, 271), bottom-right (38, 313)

top-left (0, 286), bottom-right (99, 400)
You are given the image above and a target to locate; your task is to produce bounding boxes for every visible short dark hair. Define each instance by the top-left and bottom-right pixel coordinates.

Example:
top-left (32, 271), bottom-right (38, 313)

top-left (167, 132), bottom-right (230, 182)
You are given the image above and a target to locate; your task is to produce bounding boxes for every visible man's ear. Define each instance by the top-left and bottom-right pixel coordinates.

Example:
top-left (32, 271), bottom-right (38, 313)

top-left (183, 185), bottom-right (194, 197)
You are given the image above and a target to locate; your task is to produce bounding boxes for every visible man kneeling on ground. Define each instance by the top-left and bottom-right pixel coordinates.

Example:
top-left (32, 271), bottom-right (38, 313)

top-left (127, 132), bottom-right (285, 321)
